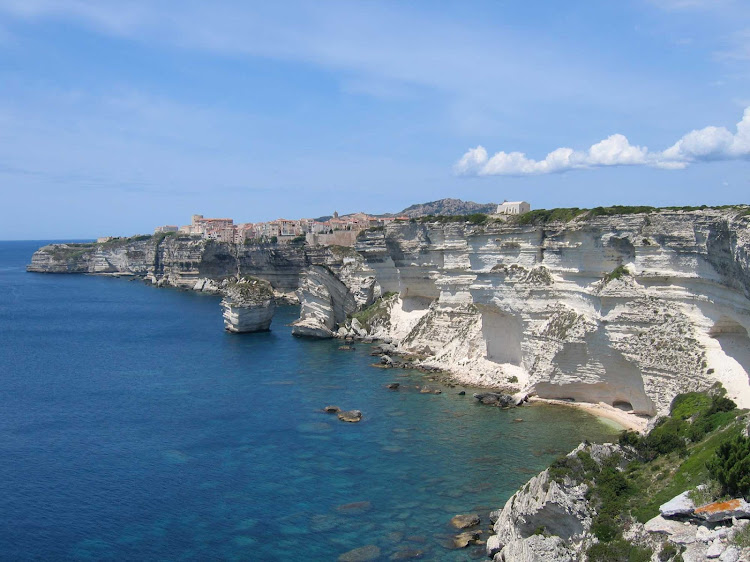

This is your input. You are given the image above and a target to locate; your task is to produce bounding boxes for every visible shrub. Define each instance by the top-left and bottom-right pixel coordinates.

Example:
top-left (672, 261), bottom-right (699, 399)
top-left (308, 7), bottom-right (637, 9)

top-left (586, 539), bottom-right (652, 562)
top-left (658, 542), bottom-right (679, 561)
top-left (513, 207), bottom-right (586, 225)
top-left (707, 434), bottom-right (750, 498)
top-left (733, 522), bottom-right (750, 547)
top-left (604, 265), bottom-right (630, 283)
top-left (466, 213), bottom-right (488, 225)
top-left (670, 392), bottom-right (712, 420)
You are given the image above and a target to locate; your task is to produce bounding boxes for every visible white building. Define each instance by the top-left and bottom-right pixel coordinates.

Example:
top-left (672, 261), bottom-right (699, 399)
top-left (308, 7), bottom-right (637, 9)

top-left (497, 201), bottom-right (531, 215)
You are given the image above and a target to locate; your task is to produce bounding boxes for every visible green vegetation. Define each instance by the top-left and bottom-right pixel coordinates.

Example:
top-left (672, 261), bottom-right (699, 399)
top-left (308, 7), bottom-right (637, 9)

top-left (708, 434), bottom-right (750, 498)
top-left (290, 235), bottom-right (307, 244)
top-left (153, 231), bottom-right (178, 245)
top-left (416, 213), bottom-right (488, 224)
top-left (512, 207), bottom-right (587, 225)
top-left (328, 245), bottom-right (359, 259)
top-left (586, 539), bottom-right (652, 562)
top-left (349, 292), bottom-right (397, 331)
top-left (604, 265), bottom-right (630, 283)
top-left (587, 205), bottom-right (657, 218)
top-left (542, 386), bottom-right (747, 557)
top-left (734, 522), bottom-right (750, 548)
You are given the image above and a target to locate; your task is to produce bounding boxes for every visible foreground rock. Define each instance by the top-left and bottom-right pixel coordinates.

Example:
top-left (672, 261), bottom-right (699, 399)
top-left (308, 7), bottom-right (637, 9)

top-left (488, 443), bottom-right (624, 560)
top-left (221, 277), bottom-right (275, 333)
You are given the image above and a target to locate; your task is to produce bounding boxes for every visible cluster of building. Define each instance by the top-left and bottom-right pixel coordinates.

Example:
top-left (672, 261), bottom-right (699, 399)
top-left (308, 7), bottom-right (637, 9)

top-left (150, 201), bottom-right (531, 247)
top-left (154, 212), bottom-right (409, 246)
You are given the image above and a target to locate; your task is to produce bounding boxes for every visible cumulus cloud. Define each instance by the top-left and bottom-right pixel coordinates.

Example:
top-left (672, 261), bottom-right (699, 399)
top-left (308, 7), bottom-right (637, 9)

top-left (456, 107), bottom-right (750, 176)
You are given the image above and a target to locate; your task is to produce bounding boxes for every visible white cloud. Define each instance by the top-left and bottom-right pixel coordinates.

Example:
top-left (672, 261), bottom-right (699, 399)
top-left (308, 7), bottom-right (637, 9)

top-left (456, 107), bottom-right (750, 176)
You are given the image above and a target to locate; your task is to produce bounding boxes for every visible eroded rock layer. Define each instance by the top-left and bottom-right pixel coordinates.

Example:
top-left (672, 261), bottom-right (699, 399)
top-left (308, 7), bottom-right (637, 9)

top-left (221, 278), bottom-right (275, 333)
top-left (349, 209), bottom-right (750, 415)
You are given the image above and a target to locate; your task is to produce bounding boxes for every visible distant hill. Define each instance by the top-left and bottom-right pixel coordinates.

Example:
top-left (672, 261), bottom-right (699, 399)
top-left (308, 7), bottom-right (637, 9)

top-left (397, 198), bottom-right (497, 218)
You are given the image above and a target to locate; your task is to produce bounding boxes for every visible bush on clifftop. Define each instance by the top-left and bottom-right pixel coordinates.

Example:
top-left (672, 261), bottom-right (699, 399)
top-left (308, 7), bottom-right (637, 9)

top-left (707, 434), bottom-right (750, 498)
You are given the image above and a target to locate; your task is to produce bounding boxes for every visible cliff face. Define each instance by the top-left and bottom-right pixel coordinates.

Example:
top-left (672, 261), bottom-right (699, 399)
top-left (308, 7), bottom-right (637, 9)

top-left (351, 209), bottom-right (750, 415)
top-left (28, 236), bottom-right (340, 293)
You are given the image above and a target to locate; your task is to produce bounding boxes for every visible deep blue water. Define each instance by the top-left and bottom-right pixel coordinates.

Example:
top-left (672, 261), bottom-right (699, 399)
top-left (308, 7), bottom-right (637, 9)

top-left (0, 241), bottom-right (618, 561)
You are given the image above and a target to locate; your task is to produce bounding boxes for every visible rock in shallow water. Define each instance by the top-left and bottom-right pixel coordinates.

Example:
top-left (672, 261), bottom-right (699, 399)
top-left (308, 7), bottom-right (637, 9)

top-left (452, 530), bottom-right (481, 548)
top-left (338, 410), bottom-right (363, 423)
top-left (450, 513), bottom-right (480, 529)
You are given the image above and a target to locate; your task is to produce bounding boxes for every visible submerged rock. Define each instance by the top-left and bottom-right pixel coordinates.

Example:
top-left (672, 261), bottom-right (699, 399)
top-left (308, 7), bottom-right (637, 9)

top-left (323, 405), bottom-right (341, 413)
top-left (338, 545), bottom-right (381, 562)
top-left (336, 501), bottom-right (372, 514)
top-left (221, 277), bottom-right (275, 333)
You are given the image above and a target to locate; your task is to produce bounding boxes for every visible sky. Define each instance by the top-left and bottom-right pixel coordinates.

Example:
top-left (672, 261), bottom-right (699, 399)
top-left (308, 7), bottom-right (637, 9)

top-left (1, 0), bottom-right (749, 239)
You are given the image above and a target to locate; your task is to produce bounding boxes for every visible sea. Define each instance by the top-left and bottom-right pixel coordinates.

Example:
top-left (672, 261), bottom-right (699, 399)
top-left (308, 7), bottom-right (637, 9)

top-left (0, 240), bottom-right (619, 561)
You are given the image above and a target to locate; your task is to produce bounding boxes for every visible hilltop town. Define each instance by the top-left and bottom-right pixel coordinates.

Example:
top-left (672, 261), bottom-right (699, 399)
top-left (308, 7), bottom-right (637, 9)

top-left (97, 199), bottom-right (529, 247)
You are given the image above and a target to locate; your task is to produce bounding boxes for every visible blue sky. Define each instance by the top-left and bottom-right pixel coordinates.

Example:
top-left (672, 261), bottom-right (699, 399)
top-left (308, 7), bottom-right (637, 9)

top-left (1, 0), bottom-right (749, 239)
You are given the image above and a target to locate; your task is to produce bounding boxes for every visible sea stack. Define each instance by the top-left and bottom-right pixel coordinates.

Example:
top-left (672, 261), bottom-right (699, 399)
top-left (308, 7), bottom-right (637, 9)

top-left (221, 277), bottom-right (275, 333)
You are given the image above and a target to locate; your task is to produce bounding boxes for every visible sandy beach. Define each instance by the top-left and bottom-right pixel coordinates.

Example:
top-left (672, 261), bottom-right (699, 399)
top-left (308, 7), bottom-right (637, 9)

top-left (529, 397), bottom-right (650, 433)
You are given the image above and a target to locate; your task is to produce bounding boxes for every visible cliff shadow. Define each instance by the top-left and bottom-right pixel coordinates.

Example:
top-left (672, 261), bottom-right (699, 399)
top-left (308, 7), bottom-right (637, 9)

top-left (478, 306), bottom-right (523, 366)
top-left (710, 317), bottom-right (750, 384)
top-left (538, 326), bottom-right (655, 415)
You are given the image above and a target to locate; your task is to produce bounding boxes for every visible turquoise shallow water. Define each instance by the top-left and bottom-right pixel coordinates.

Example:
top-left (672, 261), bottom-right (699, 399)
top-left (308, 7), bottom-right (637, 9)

top-left (0, 241), bottom-right (619, 561)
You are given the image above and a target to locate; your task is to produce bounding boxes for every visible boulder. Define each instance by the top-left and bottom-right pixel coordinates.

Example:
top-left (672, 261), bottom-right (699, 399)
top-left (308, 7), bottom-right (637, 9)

top-left (338, 410), bottom-right (363, 423)
top-left (473, 392), bottom-right (515, 407)
top-left (486, 535), bottom-right (502, 557)
top-left (323, 405), bottom-right (341, 413)
top-left (386, 383), bottom-right (400, 390)
top-left (693, 499), bottom-right (750, 523)
top-left (707, 540), bottom-right (724, 558)
top-left (450, 513), bottom-right (480, 529)
top-left (453, 530), bottom-right (481, 548)
top-left (660, 491), bottom-right (696, 519)
top-left (644, 515), bottom-right (697, 544)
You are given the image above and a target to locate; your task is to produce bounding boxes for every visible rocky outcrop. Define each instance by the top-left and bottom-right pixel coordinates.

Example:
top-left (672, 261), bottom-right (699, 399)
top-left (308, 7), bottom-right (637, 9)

top-left (348, 208), bottom-right (750, 416)
top-left (489, 443), bottom-right (625, 561)
top-left (291, 265), bottom-right (358, 338)
top-left (221, 278), bottom-right (275, 333)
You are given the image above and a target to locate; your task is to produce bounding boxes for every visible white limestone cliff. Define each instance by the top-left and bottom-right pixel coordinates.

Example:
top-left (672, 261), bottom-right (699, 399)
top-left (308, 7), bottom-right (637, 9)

top-left (220, 277), bottom-right (275, 333)
top-left (291, 265), bottom-right (358, 338)
top-left (348, 209), bottom-right (750, 416)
